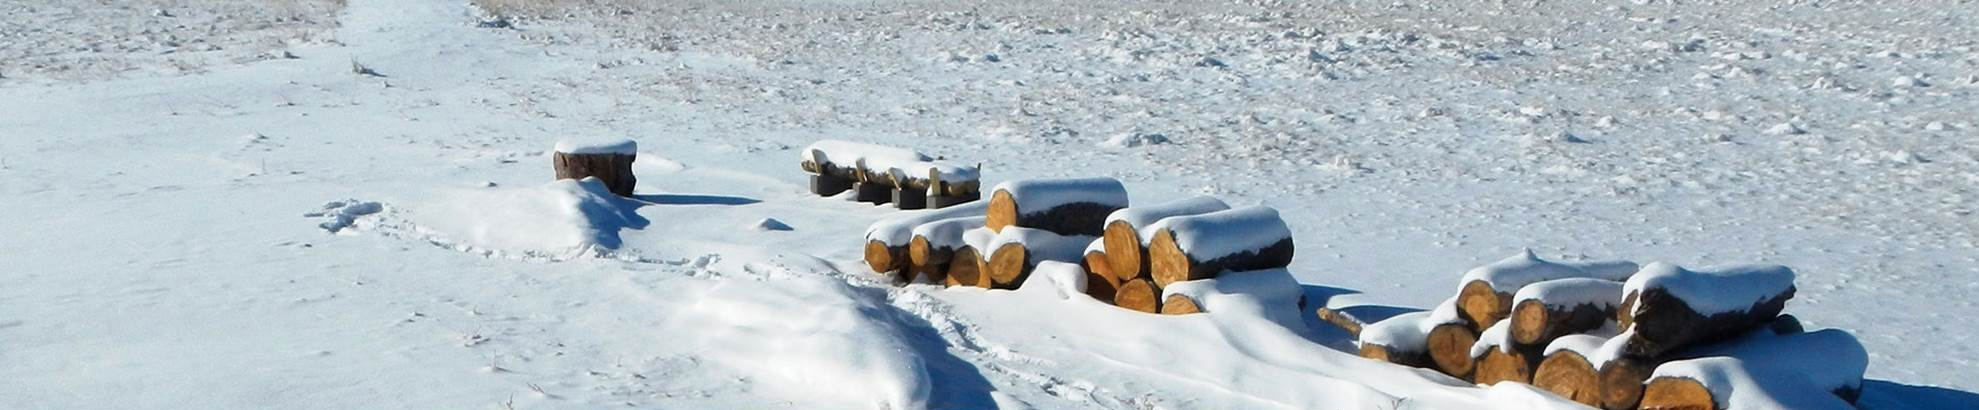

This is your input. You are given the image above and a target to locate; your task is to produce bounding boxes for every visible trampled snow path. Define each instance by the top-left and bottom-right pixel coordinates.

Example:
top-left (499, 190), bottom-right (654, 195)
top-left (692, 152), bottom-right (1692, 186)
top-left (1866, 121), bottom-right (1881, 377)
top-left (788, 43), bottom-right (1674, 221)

top-left (1, 0), bottom-right (1974, 409)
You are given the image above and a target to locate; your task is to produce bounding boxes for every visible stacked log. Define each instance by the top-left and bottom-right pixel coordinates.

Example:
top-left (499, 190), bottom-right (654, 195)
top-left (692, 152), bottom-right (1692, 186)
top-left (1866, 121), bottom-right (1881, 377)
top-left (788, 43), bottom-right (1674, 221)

top-left (982, 227), bottom-right (1096, 289)
top-left (800, 139), bottom-right (981, 209)
top-left (552, 138), bottom-right (639, 197)
top-left (904, 216), bottom-right (985, 284)
top-left (1469, 321), bottom-right (1541, 386)
top-left (1357, 311), bottom-right (1435, 368)
top-left (1145, 206), bottom-right (1295, 287)
top-left (1454, 249), bottom-right (1639, 331)
top-left (1639, 329), bottom-right (1866, 410)
top-left (1617, 263), bottom-right (1796, 358)
top-left (861, 202), bottom-right (991, 275)
top-left (983, 177), bottom-right (1129, 236)
top-left (1100, 196), bottom-right (1231, 282)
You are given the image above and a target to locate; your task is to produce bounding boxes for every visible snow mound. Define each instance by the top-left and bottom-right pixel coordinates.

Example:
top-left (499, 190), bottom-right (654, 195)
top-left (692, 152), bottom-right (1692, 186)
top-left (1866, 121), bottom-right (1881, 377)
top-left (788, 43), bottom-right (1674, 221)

top-left (1105, 195), bottom-right (1231, 232)
top-left (1017, 261), bottom-right (1089, 300)
top-left (1098, 132), bottom-right (1171, 148)
top-left (753, 218), bottom-right (793, 231)
top-left (864, 201), bottom-right (990, 247)
top-left (673, 276), bottom-right (931, 410)
top-left (1513, 277), bottom-right (1625, 309)
top-left (1460, 249), bottom-right (1639, 291)
top-left (553, 137), bottom-right (638, 155)
top-left (1360, 311), bottom-right (1432, 351)
top-left (1159, 268), bottom-right (1307, 330)
top-left (415, 178), bottom-right (649, 255)
top-left (306, 199), bottom-right (383, 233)
top-left (1651, 329), bottom-right (1867, 410)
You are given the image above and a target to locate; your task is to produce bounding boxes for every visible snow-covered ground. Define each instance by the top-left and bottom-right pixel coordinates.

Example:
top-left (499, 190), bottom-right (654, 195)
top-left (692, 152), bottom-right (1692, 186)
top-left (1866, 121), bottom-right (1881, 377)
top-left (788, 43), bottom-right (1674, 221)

top-left (1, 0), bottom-right (1974, 409)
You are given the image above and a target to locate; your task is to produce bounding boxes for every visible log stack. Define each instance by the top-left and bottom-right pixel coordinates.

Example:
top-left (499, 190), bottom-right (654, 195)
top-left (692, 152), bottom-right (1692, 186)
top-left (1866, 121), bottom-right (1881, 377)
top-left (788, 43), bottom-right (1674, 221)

top-left (801, 139), bottom-right (982, 209)
top-left (1357, 251), bottom-right (1636, 380)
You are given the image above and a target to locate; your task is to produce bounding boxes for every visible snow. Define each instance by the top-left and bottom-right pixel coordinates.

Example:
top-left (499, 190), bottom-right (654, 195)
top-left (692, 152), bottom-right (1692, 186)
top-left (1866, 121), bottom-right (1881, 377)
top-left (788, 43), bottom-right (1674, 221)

top-left (910, 216), bottom-right (986, 250)
top-left (1472, 320), bottom-right (1514, 357)
top-left (3, 0), bottom-right (1974, 407)
top-left (675, 276), bottom-right (932, 410)
top-left (1159, 268), bottom-right (1306, 329)
top-left (1103, 195), bottom-right (1232, 232)
top-left (863, 201), bottom-right (991, 246)
top-left (1544, 334), bottom-right (1611, 357)
top-left (986, 227), bottom-right (1095, 264)
top-left (988, 177), bottom-right (1129, 213)
top-left (1623, 262), bottom-right (1796, 317)
top-left (1651, 329), bottom-right (1868, 410)
top-left (1513, 277), bottom-right (1625, 309)
top-left (1143, 206), bottom-right (1291, 262)
top-left (1016, 261), bottom-right (1089, 300)
top-left (1459, 249), bottom-right (1640, 292)
top-left (415, 178), bottom-right (649, 257)
top-left (1359, 311), bottom-right (1431, 353)
top-left (553, 137), bottom-right (638, 155)
top-left (1083, 236), bottom-right (1106, 254)
top-left (962, 226), bottom-right (998, 252)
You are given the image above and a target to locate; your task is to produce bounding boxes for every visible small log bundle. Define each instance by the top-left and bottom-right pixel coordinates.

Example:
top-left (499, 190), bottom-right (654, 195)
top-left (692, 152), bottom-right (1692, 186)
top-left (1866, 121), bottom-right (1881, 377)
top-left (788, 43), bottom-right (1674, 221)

top-left (862, 202), bottom-right (991, 275)
top-left (984, 177), bottom-right (1129, 236)
top-left (1639, 329), bottom-right (1867, 410)
top-left (1454, 249), bottom-right (1638, 330)
top-left (1618, 263), bottom-right (1796, 358)
top-left (1145, 206), bottom-right (1295, 287)
top-left (1511, 278), bottom-right (1625, 346)
top-left (1358, 311), bottom-right (1434, 368)
top-left (552, 139), bottom-right (639, 197)
top-left (1533, 334), bottom-right (1612, 406)
top-left (1114, 278), bottom-right (1162, 313)
top-left (1100, 196), bottom-right (1230, 282)
top-left (982, 227), bottom-right (1096, 289)
top-left (904, 216), bottom-right (985, 283)
top-left (801, 140), bottom-right (981, 208)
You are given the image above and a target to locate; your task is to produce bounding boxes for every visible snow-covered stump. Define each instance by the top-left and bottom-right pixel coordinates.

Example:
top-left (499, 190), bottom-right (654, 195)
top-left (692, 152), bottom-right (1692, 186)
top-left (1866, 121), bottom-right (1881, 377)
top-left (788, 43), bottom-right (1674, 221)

top-left (1638, 329), bottom-right (1867, 410)
top-left (1470, 321), bottom-right (1540, 386)
top-left (552, 139), bottom-right (639, 197)
top-left (1113, 278), bottom-right (1161, 313)
top-left (983, 227), bottom-right (1096, 289)
top-left (1145, 206), bottom-right (1295, 288)
top-left (1081, 239), bottom-right (1119, 302)
top-left (984, 177), bottom-right (1129, 236)
top-left (1618, 263), bottom-right (1796, 357)
top-left (1454, 250), bottom-right (1639, 331)
top-left (1511, 278), bottom-right (1625, 346)
top-left (863, 202), bottom-right (991, 276)
top-left (1358, 312), bottom-right (1435, 368)
top-left (1100, 196), bottom-right (1231, 282)
top-left (1600, 316), bottom-right (1808, 410)
top-left (1534, 334), bottom-right (1611, 406)
top-left (906, 216), bottom-right (984, 282)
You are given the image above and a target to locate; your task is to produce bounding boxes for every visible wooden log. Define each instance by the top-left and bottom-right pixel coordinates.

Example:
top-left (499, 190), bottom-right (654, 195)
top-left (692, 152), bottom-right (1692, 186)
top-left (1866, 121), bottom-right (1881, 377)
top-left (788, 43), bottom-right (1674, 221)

top-left (883, 161), bottom-right (982, 197)
top-left (1316, 301), bottom-right (1421, 339)
top-left (863, 202), bottom-right (990, 276)
top-left (809, 174), bottom-right (854, 196)
top-left (1358, 311), bottom-right (1434, 368)
top-left (1469, 320), bottom-right (1538, 386)
top-left (983, 177), bottom-right (1130, 236)
top-left (854, 182), bottom-right (893, 204)
top-left (946, 246), bottom-right (989, 289)
top-left (1161, 294), bottom-right (1203, 315)
top-left (1601, 315), bottom-right (1807, 410)
top-left (802, 139), bottom-right (928, 182)
top-left (1114, 278), bottom-right (1161, 313)
top-left (1101, 196), bottom-right (1231, 281)
top-left (552, 139), bottom-right (639, 197)
top-left (1641, 330), bottom-right (1867, 410)
top-left (1454, 250), bottom-right (1638, 330)
top-left (1534, 336), bottom-right (1608, 407)
top-left (1619, 263), bottom-right (1795, 357)
top-left (983, 228), bottom-right (1096, 289)
top-left (1426, 322), bottom-right (1478, 379)
top-left (906, 217), bottom-right (985, 278)
top-left (1638, 377), bottom-right (1716, 410)
top-left (1145, 206), bottom-right (1294, 287)
top-left (1081, 240), bottom-right (1120, 302)
top-left (1511, 278), bottom-right (1624, 346)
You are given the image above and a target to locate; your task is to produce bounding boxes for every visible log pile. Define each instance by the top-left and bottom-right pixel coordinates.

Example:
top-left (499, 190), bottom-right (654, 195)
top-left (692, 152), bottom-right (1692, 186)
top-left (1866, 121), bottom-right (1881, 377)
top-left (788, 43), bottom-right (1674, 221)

top-left (861, 177), bottom-right (1300, 317)
top-left (1336, 253), bottom-right (1866, 410)
top-left (801, 139), bottom-right (982, 209)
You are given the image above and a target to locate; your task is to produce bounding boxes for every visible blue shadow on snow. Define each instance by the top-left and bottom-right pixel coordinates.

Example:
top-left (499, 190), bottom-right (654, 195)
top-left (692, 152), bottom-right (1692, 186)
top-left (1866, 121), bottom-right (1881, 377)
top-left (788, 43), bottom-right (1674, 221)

top-left (1855, 380), bottom-right (1979, 410)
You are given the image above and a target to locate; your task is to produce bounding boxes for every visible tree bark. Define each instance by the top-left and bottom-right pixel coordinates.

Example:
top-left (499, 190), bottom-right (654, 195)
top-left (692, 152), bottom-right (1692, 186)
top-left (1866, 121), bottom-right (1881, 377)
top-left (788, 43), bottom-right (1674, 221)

top-left (553, 152), bottom-right (636, 197)
top-left (1621, 285), bottom-right (1794, 357)
top-left (1146, 230), bottom-right (1293, 288)
top-left (1512, 298), bottom-right (1618, 346)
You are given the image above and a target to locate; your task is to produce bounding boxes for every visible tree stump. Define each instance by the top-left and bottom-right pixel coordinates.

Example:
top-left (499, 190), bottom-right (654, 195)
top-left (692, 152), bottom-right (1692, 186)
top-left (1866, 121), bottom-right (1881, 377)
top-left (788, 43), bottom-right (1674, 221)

top-left (553, 139), bottom-right (638, 197)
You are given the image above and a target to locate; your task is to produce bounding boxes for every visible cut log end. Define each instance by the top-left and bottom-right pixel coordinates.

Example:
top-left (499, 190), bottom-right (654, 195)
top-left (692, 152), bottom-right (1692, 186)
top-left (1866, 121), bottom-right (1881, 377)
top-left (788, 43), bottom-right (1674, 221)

top-left (1162, 294), bottom-right (1203, 315)
top-left (1458, 280), bottom-right (1510, 330)
top-left (1115, 278), bottom-right (1161, 313)
top-left (1510, 299), bottom-right (1550, 345)
top-left (907, 236), bottom-right (933, 267)
top-left (1146, 229), bottom-right (1192, 287)
top-left (1101, 220), bottom-right (1145, 280)
top-left (865, 240), bottom-right (900, 274)
top-left (1600, 357), bottom-right (1656, 410)
top-left (1473, 348), bottom-right (1534, 386)
top-left (986, 243), bottom-right (1027, 289)
top-left (1360, 344), bottom-right (1430, 368)
top-left (1426, 323), bottom-right (1478, 379)
top-left (1533, 351), bottom-right (1603, 406)
top-left (1083, 251), bottom-right (1113, 283)
top-left (1639, 377), bottom-right (1717, 410)
top-left (1085, 268), bottom-right (1120, 303)
top-left (946, 247), bottom-right (985, 289)
top-left (984, 190), bottom-right (1018, 233)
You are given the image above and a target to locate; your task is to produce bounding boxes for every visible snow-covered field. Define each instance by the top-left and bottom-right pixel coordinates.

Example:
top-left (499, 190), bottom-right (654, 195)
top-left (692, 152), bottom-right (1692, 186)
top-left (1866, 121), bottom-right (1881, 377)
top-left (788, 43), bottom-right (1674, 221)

top-left (1, 0), bottom-right (1974, 409)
